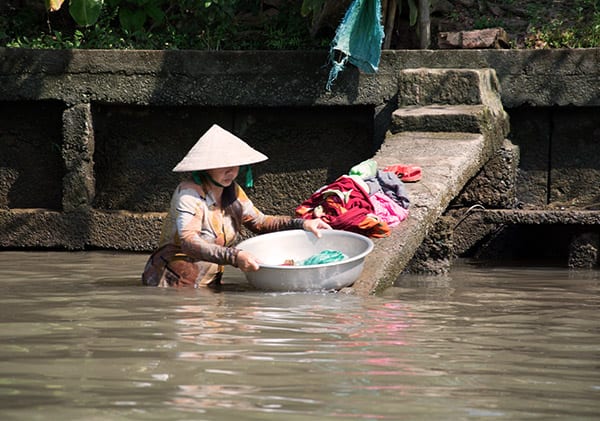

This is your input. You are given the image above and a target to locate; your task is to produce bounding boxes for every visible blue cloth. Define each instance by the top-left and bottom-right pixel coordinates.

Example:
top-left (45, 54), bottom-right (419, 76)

top-left (326, 0), bottom-right (384, 91)
top-left (364, 170), bottom-right (411, 209)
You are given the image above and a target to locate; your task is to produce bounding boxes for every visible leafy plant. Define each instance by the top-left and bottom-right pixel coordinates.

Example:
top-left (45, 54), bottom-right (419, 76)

top-left (46, 0), bottom-right (104, 26)
top-left (525, 0), bottom-right (600, 48)
top-left (300, 0), bottom-right (325, 17)
top-left (401, 0), bottom-right (420, 27)
top-left (2, 0), bottom-right (327, 50)
top-left (2, 0), bottom-right (598, 50)
top-left (301, 0), bottom-right (423, 28)
top-left (108, 0), bottom-right (166, 33)
top-left (473, 15), bottom-right (502, 30)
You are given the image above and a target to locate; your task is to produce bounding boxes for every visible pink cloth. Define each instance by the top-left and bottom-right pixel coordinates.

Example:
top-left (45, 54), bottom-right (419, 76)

top-left (370, 192), bottom-right (409, 227)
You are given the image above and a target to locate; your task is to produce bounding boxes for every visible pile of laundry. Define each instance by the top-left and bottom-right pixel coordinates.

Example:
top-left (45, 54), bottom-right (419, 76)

top-left (295, 159), bottom-right (421, 238)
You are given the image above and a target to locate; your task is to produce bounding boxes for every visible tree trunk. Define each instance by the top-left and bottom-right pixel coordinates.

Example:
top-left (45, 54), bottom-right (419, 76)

top-left (418, 0), bottom-right (430, 49)
top-left (383, 0), bottom-right (397, 49)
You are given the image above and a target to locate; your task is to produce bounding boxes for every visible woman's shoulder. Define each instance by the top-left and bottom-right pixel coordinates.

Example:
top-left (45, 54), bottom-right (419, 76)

top-left (172, 181), bottom-right (210, 212)
top-left (175, 180), bottom-right (205, 197)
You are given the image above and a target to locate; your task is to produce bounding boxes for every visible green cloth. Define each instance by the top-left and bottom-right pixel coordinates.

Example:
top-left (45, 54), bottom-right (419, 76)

top-left (349, 158), bottom-right (378, 178)
top-left (301, 249), bottom-right (347, 266)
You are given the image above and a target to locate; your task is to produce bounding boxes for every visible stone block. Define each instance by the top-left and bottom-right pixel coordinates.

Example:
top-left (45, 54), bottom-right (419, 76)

top-left (399, 68), bottom-right (486, 106)
top-left (391, 104), bottom-right (487, 134)
top-left (550, 107), bottom-right (600, 208)
top-left (452, 139), bottom-right (519, 209)
top-left (568, 232), bottom-right (599, 269)
top-left (507, 107), bottom-right (552, 207)
top-left (62, 103), bottom-right (95, 211)
top-left (0, 100), bottom-right (64, 209)
top-left (438, 28), bottom-right (510, 49)
top-left (403, 216), bottom-right (454, 274)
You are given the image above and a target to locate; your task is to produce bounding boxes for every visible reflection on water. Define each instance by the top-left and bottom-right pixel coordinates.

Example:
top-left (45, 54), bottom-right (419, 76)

top-left (0, 251), bottom-right (599, 420)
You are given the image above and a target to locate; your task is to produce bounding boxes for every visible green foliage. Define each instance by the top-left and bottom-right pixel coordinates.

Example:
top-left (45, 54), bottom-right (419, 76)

top-left (473, 15), bottom-right (502, 30)
top-left (443, 0), bottom-right (599, 49)
top-left (301, 0), bottom-right (422, 29)
top-left (401, 0), bottom-right (419, 27)
top-left (69, 0), bottom-right (104, 26)
top-left (300, 0), bottom-right (325, 17)
top-left (1, 0), bottom-right (328, 50)
top-left (1, 0), bottom-right (599, 50)
top-left (525, 0), bottom-right (600, 48)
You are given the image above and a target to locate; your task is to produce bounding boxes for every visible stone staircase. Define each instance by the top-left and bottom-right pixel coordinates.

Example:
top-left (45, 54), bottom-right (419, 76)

top-left (350, 68), bottom-right (510, 295)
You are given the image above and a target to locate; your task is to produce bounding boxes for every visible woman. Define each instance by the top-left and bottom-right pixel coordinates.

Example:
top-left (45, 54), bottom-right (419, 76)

top-left (142, 124), bottom-right (331, 287)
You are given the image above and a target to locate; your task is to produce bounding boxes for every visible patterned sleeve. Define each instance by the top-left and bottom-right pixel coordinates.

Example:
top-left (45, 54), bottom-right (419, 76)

top-left (175, 187), bottom-right (239, 266)
top-left (236, 185), bottom-right (305, 233)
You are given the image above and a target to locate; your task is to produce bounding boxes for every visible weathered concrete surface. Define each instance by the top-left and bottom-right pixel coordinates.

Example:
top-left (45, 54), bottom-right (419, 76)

top-left (347, 67), bottom-right (510, 294)
top-left (382, 49), bottom-right (600, 107)
top-left (569, 233), bottom-right (599, 269)
top-left (0, 49), bottom-right (398, 107)
top-left (480, 209), bottom-right (600, 225)
top-left (0, 209), bottom-right (163, 251)
top-left (451, 139), bottom-right (519, 210)
top-left (350, 131), bottom-right (490, 295)
top-left (0, 48), bottom-right (598, 291)
top-left (550, 108), bottom-right (600, 207)
top-left (395, 68), bottom-right (510, 149)
top-left (62, 103), bottom-right (95, 211)
top-left (506, 106), bottom-right (600, 209)
top-left (1, 48), bottom-right (598, 108)
top-left (452, 208), bottom-right (600, 255)
top-left (391, 105), bottom-right (491, 133)
top-left (414, 138), bottom-right (519, 271)
top-left (447, 208), bottom-right (600, 268)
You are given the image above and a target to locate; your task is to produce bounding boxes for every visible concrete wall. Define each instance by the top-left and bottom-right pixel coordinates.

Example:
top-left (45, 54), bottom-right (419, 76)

top-left (0, 48), bottom-right (598, 251)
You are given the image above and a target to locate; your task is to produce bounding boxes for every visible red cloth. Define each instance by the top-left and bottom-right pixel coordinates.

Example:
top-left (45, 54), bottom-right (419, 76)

top-left (295, 176), bottom-right (390, 238)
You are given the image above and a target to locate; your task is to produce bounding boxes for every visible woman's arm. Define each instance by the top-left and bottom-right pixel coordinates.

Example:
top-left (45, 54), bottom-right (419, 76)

top-left (237, 185), bottom-right (331, 236)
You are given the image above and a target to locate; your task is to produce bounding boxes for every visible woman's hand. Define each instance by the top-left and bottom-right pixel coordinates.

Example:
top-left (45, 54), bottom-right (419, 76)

top-left (236, 250), bottom-right (260, 272)
top-left (302, 218), bottom-right (332, 238)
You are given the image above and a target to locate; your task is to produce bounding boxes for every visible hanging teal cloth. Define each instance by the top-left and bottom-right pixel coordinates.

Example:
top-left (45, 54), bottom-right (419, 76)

top-left (242, 165), bottom-right (254, 188)
top-left (326, 0), bottom-right (384, 91)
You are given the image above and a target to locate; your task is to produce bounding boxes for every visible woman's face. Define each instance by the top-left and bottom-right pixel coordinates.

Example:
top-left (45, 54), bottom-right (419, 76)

top-left (206, 166), bottom-right (240, 187)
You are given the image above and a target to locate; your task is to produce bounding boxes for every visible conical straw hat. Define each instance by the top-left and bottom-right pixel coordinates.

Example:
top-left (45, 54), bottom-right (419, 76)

top-left (172, 124), bottom-right (268, 172)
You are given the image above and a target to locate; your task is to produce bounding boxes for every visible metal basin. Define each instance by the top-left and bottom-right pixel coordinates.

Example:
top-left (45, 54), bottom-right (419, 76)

top-left (236, 229), bottom-right (374, 292)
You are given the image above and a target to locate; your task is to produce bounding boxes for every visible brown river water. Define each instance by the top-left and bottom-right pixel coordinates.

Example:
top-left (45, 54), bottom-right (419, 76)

top-left (0, 251), bottom-right (599, 420)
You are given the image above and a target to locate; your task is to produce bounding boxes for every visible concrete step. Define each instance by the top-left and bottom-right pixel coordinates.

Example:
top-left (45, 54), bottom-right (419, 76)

top-left (351, 131), bottom-right (492, 295)
top-left (390, 104), bottom-right (489, 134)
top-left (0, 208), bottom-right (164, 251)
top-left (449, 208), bottom-right (600, 269)
top-left (480, 209), bottom-right (600, 225)
top-left (349, 68), bottom-right (511, 294)
top-left (392, 68), bottom-right (510, 152)
top-left (450, 207), bottom-right (600, 255)
top-left (398, 68), bottom-right (504, 109)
